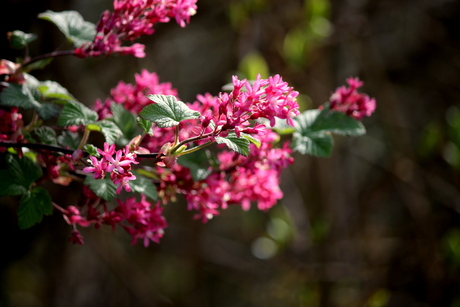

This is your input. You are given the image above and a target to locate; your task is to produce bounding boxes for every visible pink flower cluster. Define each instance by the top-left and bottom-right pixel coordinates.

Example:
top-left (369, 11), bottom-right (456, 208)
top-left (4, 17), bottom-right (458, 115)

top-left (74, 0), bottom-right (197, 58)
top-left (94, 70), bottom-right (178, 118)
top-left (62, 192), bottom-right (167, 247)
top-left (198, 74), bottom-right (300, 138)
top-left (329, 77), bottom-right (376, 120)
top-left (117, 195), bottom-right (167, 247)
top-left (83, 143), bottom-right (138, 194)
top-left (156, 131), bottom-right (294, 222)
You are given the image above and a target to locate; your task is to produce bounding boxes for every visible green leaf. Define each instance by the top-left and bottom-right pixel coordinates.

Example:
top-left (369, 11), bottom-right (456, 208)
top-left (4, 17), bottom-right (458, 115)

top-left (38, 80), bottom-right (76, 101)
top-left (0, 82), bottom-right (41, 109)
top-left (38, 10), bottom-right (96, 47)
top-left (178, 150), bottom-right (213, 181)
top-left (17, 187), bottom-right (53, 229)
top-left (0, 78), bottom-right (61, 120)
top-left (23, 58), bottom-right (53, 72)
top-left (292, 132), bottom-right (333, 157)
top-left (215, 132), bottom-right (250, 156)
top-left (139, 94), bottom-right (201, 128)
top-left (303, 107), bottom-right (366, 136)
top-left (57, 130), bottom-right (80, 150)
top-left (292, 107), bottom-right (366, 157)
top-left (84, 175), bottom-right (117, 201)
top-left (129, 171), bottom-right (158, 201)
top-left (6, 154), bottom-right (42, 189)
top-left (35, 103), bottom-right (61, 120)
top-left (241, 132), bottom-right (261, 148)
top-left (8, 30), bottom-right (37, 50)
top-left (137, 117), bottom-right (154, 136)
top-left (0, 170), bottom-right (27, 196)
top-left (34, 126), bottom-right (57, 145)
top-left (97, 120), bottom-right (123, 144)
top-left (110, 104), bottom-right (139, 145)
top-left (83, 144), bottom-right (99, 157)
top-left (57, 100), bottom-right (98, 127)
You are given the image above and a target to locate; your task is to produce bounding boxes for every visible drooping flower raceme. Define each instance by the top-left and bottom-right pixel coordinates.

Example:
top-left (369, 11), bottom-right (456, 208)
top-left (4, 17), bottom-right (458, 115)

top-left (83, 143), bottom-right (138, 194)
top-left (329, 77), bottom-right (376, 120)
top-left (74, 0), bottom-right (197, 58)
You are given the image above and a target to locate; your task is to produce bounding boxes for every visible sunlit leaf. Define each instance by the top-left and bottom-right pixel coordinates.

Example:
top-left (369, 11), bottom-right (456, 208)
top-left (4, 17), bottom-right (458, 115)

top-left (139, 94), bottom-right (201, 128)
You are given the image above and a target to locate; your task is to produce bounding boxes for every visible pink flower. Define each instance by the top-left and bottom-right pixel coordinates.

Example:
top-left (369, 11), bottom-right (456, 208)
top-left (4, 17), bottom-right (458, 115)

top-left (83, 144), bottom-right (139, 194)
top-left (328, 77), bottom-right (376, 120)
top-left (74, 0), bottom-right (197, 58)
top-left (190, 74), bottom-right (300, 142)
top-left (116, 195), bottom-right (168, 247)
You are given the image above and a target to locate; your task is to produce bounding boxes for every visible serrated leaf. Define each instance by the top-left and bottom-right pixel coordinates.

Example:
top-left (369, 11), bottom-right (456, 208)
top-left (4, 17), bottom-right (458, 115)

top-left (215, 132), bottom-right (250, 156)
top-left (17, 187), bottom-right (53, 229)
top-left (129, 171), bottom-right (158, 201)
top-left (34, 126), bottom-right (57, 145)
top-left (0, 169), bottom-right (27, 196)
top-left (8, 30), bottom-right (37, 50)
top-left (5, 154), bottom-right (42, 189)
top-left (97, 120), bottom-right (123, 144)
top-left (295, 107), bottom-right (366, 137)
top-left (139, 94), bottom-right (201, 128)
top-left (292, 107), bottom-right (365, 157)
top-left (38, 10), bottom-right (96, 47)
top-left (110, 104), bottom-right (139, 145)
top-left (291, 132), bottom-right (333, 157)
top-left (0, 83), bottom-right (41, 109)
top-left (57, 130), bottom-right (80, 150)
top-left (137, 117), bottom-right (154, 136)
top-left (84, 175), bottom-right (116, 201)
top-left (241, 133), bottom-right (261, 148)
top-left (83, 144), bottom-right (99, 157)
top-left (178, 150), bottom-right (213, 181)
top-left (35, 103), bottom-right (60, 120)
top-left (57, 100), bottom-right (98, 127)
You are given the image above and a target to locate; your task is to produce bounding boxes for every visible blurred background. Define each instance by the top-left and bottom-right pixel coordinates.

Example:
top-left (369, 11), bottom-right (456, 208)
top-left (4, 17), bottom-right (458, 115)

top-left (1, 0), bottom-right (460, 306)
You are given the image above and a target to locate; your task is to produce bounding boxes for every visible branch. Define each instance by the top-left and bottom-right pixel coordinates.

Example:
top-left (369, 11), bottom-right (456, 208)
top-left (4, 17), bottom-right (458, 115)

top-left (0, 142), bottom-right (160, 159)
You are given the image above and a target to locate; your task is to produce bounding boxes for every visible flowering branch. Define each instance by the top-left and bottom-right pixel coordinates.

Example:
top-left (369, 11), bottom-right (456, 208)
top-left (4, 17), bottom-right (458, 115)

top-left (0, 0), bottom-right (376, 247)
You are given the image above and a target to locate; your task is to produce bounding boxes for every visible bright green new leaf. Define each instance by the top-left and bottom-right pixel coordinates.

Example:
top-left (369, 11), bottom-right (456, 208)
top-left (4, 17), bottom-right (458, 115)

top-left (215, 132), bottom-right (250, 156)
top-left (38, 10), bottom-right (96, 47)
top-left (241, 132), bottom-right (261, 148)
top-left (17, 187), bottom-right (53, 229)
top-left (83, 144), bottom-right (99, 157)
top-left (57, 100), bottom-right (98, 127)
top-left (137, 117), bottom-right (154, 136)
top-left (84, 175), bottom-right (117, 201)
top-left (139, 94), bottom-right (201, 128)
